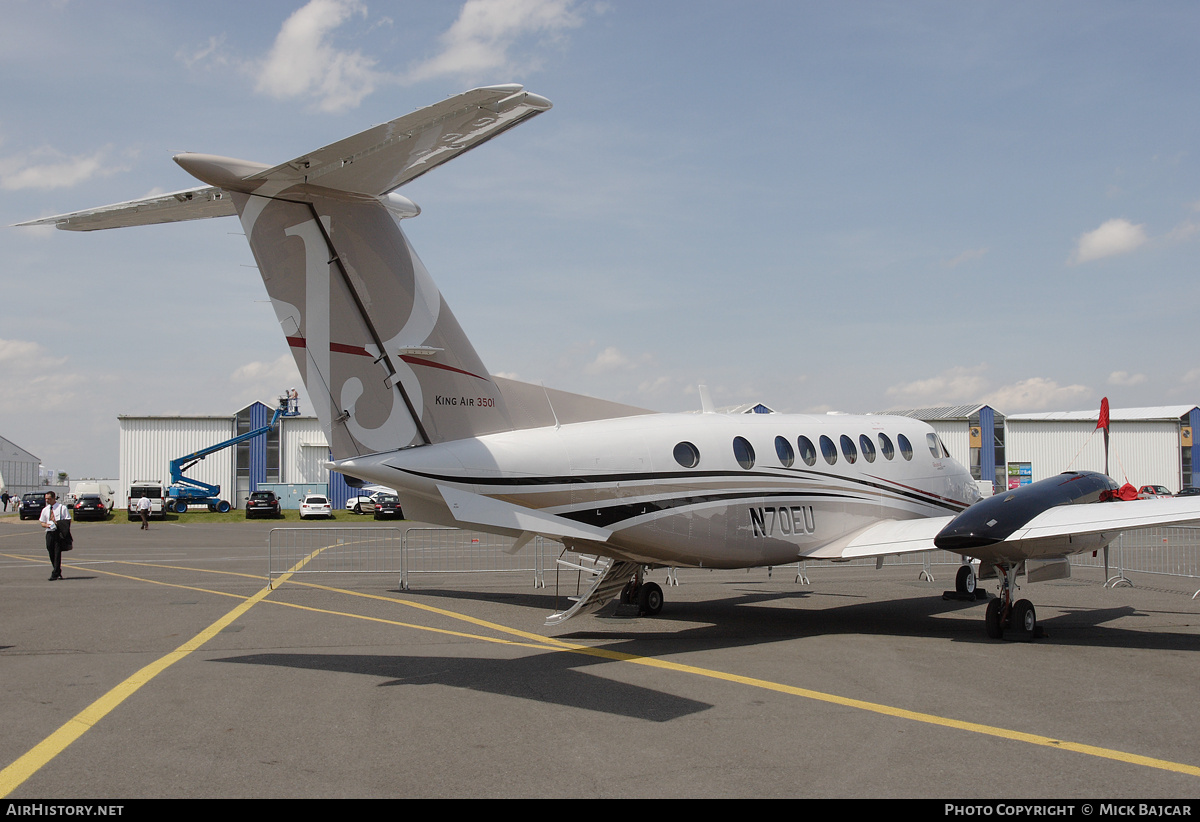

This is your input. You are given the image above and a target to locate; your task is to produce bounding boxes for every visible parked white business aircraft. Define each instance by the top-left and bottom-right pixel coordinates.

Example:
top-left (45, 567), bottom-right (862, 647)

top-left (22, 85), bottom-right (1200, 638)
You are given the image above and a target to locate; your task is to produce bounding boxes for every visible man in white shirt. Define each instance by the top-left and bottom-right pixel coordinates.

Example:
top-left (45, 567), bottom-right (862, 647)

top-left (137, 494), bottom-right (152, 530)
top-left (39, 491), bottom-right (71, 581)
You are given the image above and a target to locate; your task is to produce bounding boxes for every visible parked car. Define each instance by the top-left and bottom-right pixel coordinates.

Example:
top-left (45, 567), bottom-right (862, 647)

top-left (127, 481), bottom-right (167, 520)
top-left (1137, 484), bottom-right (1173, 500)
top-left (346, 489), bottom-right (392, 514)
top-left (1176, 487), bottom-right (1200, 497)
top-left (19, 492), bottom-right (46, 520)
top-left (372, 494), bottom-right (404, 520)
top-left (73, 494), bottom-right (111, 521)
top-left (73, 482), bottom-right (116, 514)
top-left (299, 494), bottom-right (333, 520)
top-left (245, 490), bottom-right (283, 519)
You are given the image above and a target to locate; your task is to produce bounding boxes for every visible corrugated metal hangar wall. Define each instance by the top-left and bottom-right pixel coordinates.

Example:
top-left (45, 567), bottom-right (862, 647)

top-left (117, 401), bottom-right (353, 510)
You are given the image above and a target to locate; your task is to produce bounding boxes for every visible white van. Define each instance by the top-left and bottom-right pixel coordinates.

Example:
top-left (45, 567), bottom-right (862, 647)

top-left (127, 481), bottom-right (166, 520)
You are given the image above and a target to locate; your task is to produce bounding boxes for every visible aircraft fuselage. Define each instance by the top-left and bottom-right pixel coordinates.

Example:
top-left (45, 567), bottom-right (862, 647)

top-left (337, 411), bottom-right (981, 568)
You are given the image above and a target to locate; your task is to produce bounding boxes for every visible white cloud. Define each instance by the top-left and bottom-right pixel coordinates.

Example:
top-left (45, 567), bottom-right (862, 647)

top-left (884, 365), bottom-right (990, 406)
top-left (982, 377), bottom-right (1090, 412)
top-left (944, 247), bottom-right (988, 269)
top-left (1107, 370), bottom-right (1146, 387)
top-left (254, 0), bottom-right (379, 113)
top-left (584, 345), bottom-right (643, 374)
top-left (0, 338), bottom-right (66, 370)
top-left (405, 0), bottom-right (583, 83)
top-left (0, 146), bottom-right (122, 190)
top-left (177, 34), bottom-right (228, 69)
top-left (1070, 218), bottom-right (1147, 264)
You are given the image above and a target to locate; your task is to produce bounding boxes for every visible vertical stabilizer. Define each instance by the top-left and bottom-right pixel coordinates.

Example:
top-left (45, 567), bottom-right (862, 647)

top-left (235, 190), bottom-right (517, 457)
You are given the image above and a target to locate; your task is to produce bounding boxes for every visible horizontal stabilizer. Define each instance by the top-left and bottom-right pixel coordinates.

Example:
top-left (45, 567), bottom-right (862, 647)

top-left (438, 485), bottom-right (612, 542)
top-left (16, 185), bottom-right (235, 232)
top-left (244, 84), bottom-right (551, 197)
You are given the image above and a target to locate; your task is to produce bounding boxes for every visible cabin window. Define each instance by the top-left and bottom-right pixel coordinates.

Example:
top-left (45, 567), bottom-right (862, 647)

top-left (878, 433), bottom-right (895, 460)
top-left (733, 436), bottom-right (755, 470)
top-left (859, 434), bottom-right (876, 463)
top-left (798, 436), bottom-right (817, 466)
top-left (673, 441), bottom-right (700, 468)
top-left (840, 434), bottom-right (858, 464)
top-left (775, 436), bottom-right (794, 468)
top-left (819, 435), bottom-right (837, 465)
top-left (898, 434), bottom-right (913, 461)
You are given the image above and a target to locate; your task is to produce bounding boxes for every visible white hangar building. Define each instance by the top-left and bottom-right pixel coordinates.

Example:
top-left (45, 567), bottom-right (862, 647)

top-left (880, 404), bottom-right (1199, 494)
top-left (118, 400), bottom-right (353, 510)
top-left (0, 435), bottom-right (42, 497)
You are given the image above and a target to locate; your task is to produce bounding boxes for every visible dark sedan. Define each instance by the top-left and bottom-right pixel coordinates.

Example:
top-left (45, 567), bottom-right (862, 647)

top-left (19, 493), bottom-right (46, 520)
top-left (245, 491), bottom-right (283, 519)
top-left (73, 494), bottom-right (111, 521)
top-left (372, 494), bottom-right (404, 520)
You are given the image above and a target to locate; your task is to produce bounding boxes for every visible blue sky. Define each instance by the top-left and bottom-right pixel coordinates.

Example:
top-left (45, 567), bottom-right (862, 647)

top-left (3, 0), bottom-right (1199, 478)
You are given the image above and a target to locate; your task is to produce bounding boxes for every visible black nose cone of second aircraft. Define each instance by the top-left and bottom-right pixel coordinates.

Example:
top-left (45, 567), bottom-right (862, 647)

top-left (934, 471), bottom-right (1118, 553)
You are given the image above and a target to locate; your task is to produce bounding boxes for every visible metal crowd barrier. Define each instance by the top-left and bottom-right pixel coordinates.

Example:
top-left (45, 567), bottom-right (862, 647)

top-left (267, 527), bottom-right (404, 586)
top-left (267, 524), bottom-right (1200, 600)
top-left (399, 527), bottom-right (546, 589)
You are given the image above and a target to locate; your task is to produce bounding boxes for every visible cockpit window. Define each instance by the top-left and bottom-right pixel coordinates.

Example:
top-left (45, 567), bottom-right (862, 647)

top-left (797, 436), bottom-right (817, 466)
top-left (775, 436), bottom-right (794, 468)
top-left (897, 434), bottom-right (913, 461)
top-left (859, 434), bottom-right (876, 463)
top-left (819, 435), bottom-right (837, 465)
top-left (840, 434), bottom-right (858, 464)
top-left (733, 436), bottom-right (755, 470)
top-left (673, 441), bottom-right (700, 468)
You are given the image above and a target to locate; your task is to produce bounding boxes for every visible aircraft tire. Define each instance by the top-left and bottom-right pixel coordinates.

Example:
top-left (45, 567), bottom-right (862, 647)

top-left (984, 598), bottom-right (1004, 639)
top-left (1013, 599), bottom-right (1036, 639)
top-left (638, 582), bottom-right (663, 616)
top-left (619, 582), bottom-right (635, 605)
top-left (955, 565), bottom-right (976, 594)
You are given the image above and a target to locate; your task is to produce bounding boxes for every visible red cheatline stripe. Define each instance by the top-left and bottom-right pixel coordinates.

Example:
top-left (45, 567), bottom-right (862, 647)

top-left (286, 337), bottom-right (371, 357)
top-left (400, 355), bottom-right (487, 381)
top-left (284, 337), bottom-right (487, 381)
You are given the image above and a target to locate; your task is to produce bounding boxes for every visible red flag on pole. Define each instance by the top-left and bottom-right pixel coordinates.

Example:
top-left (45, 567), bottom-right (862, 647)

top-left (1097, 397), bottom-right (1110, 431)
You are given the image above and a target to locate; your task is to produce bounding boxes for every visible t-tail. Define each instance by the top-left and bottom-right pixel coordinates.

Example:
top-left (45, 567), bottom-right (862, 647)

top-left (18, 86), bottom-right (648, 458)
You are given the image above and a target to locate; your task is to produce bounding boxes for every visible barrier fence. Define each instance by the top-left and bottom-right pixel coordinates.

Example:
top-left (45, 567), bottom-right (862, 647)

top-left (267, 524), bottom-right (1200, 599)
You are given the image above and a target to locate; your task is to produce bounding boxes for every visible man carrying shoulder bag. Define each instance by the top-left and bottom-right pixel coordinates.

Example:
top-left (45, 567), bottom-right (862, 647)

top-left (39, 491), bottom-right (72, 581)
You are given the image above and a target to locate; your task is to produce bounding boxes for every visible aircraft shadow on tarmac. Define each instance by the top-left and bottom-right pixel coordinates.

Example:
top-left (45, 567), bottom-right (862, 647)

top-left (397, 581), bottom-right (1200, 653)
top-left (210, 650), bottom-right (713, 722)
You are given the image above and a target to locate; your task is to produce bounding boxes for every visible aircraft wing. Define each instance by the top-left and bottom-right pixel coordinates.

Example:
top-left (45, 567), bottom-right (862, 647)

top-left (244, 84), bottom-right (552, 197)
top-left (1007, 496), bottom-right (1200, 541)
top-left (802, 496), bottom-right (1200, 563)
top-left (15, 186), bottom-right (235, 231)
top-left (803, 517), bottom-right (952, 561)
top-left (438, 485), bottom-right (612, 543)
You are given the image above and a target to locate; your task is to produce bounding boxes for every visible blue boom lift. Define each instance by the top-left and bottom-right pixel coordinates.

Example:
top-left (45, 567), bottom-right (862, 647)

top-left (168, 394), bottom-right (300, 514)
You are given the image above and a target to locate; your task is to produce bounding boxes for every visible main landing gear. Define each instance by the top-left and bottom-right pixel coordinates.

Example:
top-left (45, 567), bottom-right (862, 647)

top-left (983, 563), bottom-right (1042, 641)
top-left (619, 567), bottom-right (664, 617)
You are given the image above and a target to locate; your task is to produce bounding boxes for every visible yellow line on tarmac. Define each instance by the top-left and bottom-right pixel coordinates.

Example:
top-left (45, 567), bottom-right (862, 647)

top-left (281, 578), bottom-right (1200, 779)
top-left (0, 547), bottom-right (326, 798)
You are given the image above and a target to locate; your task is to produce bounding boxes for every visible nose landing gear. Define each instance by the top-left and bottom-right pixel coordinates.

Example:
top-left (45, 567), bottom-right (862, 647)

top-left (984, 563), bottom-right (1043, 640)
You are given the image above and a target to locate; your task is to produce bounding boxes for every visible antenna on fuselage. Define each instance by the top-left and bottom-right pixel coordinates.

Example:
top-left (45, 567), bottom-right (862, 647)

top-left (541, 382), bottom-right (560, 430)
top-left (699, 384), bottom-right (715, 414)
